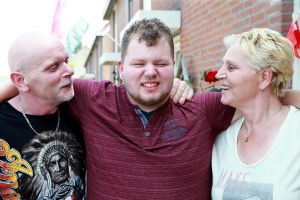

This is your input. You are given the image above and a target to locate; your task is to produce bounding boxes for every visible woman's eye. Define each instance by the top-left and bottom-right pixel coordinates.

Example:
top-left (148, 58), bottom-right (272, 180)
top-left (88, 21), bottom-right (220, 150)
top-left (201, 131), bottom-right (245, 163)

top-left (227, 64), bottom-right (235, 71)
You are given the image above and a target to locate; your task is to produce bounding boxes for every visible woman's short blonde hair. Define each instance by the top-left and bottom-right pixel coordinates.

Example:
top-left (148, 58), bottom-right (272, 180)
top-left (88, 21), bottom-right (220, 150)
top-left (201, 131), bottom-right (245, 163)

top-left (224, 28), bottom-right (294, 97)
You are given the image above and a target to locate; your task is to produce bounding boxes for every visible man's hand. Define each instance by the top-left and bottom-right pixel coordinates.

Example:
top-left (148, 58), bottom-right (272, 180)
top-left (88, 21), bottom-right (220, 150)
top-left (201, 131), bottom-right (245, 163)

top-left (170, 78), bottom-right (194, 104)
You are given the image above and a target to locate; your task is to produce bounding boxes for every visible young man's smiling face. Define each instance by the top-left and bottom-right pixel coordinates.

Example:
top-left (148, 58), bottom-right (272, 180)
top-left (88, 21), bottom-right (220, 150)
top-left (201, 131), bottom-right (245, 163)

top-left (118, 36), bottom-right (174, 112)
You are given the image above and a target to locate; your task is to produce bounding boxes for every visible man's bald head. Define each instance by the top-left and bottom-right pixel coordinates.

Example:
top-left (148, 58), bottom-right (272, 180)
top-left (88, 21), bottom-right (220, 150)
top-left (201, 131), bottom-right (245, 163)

top-left (8, 32), bottom-right (63, 72)
top-left (8, 32), bottom-right (74, 111)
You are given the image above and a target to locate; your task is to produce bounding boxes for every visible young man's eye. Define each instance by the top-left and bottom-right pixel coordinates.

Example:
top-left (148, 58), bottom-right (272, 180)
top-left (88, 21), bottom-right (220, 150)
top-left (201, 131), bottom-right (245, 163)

top-left (132, 63), bottom-right (144, 67)
top-left (156, 63), bottom-right (167, 67)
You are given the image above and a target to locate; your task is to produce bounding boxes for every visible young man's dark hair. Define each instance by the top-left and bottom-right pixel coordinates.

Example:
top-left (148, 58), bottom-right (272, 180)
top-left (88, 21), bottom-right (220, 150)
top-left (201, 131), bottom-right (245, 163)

top-left (121, 18), bottom-right (174, 61)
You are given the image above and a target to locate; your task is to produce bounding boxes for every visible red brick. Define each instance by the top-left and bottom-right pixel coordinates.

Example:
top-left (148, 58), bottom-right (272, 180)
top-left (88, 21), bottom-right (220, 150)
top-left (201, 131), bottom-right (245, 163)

top-left (250, 12), bottom-right (265, 23)
top-left (269, 15), bottom-right (282, 24)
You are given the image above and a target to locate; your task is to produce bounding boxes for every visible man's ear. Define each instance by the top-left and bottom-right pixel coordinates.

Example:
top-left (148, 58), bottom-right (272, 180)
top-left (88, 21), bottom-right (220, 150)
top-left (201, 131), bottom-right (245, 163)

top-left (10, 72), bottom-right (29, 92)
top-left (259, 68), bottom-right (273, 90)
top-left (117, 61), bottom-right (124, 80)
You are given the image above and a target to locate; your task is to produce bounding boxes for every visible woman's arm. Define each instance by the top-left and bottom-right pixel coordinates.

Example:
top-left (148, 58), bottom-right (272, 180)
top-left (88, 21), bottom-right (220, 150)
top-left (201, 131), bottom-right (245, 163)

top-left (170, 78), bottom-right (194, 104)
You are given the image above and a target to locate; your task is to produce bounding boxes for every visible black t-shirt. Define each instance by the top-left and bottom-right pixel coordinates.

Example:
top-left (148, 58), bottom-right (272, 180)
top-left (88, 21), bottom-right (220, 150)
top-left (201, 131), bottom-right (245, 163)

top-left (0, 101), bottom-right (86, 200)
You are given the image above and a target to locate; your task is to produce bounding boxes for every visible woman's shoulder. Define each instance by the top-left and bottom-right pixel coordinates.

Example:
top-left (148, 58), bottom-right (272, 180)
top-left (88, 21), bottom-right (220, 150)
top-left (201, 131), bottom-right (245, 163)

top-left (215, 117), bottom-right (244, 146)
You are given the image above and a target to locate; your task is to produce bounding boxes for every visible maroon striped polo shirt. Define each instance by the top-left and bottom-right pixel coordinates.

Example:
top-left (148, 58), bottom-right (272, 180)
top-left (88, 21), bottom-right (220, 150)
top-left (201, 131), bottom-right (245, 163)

top-left (69, 79), bottom-right (234, 200)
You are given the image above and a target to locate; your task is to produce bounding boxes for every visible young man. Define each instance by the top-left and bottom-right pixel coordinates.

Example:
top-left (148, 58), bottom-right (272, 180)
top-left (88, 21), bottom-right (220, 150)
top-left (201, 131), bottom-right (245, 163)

top-left (0, 30), bottom-right (192, 199)
top-left (69, 18), bottom-right (234, 199)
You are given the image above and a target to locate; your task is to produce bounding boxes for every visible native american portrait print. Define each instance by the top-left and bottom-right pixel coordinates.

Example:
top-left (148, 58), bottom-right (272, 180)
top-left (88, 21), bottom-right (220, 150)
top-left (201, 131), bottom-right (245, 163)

top-left (18, 131), bottom-right (86, 200)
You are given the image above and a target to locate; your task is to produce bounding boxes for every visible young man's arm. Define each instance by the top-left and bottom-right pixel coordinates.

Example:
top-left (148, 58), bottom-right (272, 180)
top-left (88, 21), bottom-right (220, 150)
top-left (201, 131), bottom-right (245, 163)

top-left (231, 89), bottom-right (300, 123)
top-left (0, 81), bottom-right (18, 101)
top-left (0, 78), bottom-right (194, 103)
top-left (0, 79), bottom-right (299, 109)
top-left (281, 89), bottom-right (300, 108)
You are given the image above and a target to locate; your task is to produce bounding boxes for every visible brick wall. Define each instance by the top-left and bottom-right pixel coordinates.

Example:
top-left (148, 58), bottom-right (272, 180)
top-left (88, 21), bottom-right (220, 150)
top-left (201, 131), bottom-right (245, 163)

top-left (152, 0), bottom-right (293, 92)
top-left (152, 0), bottom-right (180, 10)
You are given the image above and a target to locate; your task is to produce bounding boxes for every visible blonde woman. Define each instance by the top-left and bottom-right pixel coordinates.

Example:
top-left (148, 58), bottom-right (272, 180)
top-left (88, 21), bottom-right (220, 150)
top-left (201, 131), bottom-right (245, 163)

top-left (212, 28), bottom-right (300, 199)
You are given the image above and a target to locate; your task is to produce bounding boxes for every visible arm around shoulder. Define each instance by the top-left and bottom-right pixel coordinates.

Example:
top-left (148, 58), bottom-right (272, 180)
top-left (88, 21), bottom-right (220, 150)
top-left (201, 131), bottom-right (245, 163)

top-left (281, 89), bottom-right (300, 108)
top-left (0, 81), bottom-right (18, 102)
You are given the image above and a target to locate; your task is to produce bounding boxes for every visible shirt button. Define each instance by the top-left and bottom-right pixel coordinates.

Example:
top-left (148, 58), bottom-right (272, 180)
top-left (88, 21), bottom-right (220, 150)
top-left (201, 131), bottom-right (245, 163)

top-left (144, 131), bottom-right (151, 137)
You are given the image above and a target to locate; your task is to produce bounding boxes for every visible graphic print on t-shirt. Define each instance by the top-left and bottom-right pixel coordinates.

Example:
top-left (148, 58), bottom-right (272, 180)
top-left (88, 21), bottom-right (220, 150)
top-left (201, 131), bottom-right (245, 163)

top-left (215, 169), bottom-right (273, 199)
top-left (0, 131), bottom-right (85, 200)
top-left (0, 139), bottom-right (33, 199)
top-left (162, 119), bottom-right (187, 142)
top-left (222, 179), bottom-right (273, 199)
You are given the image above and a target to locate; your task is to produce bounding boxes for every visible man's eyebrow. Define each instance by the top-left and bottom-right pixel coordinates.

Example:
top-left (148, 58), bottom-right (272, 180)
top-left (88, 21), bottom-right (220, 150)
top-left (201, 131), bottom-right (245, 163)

top-left (130, 59), bottom-right (145, 62)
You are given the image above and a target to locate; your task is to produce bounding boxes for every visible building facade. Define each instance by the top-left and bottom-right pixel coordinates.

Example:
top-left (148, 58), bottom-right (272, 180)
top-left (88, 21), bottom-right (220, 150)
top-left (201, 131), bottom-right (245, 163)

top-left (85, 0), bottom-right (299, 92)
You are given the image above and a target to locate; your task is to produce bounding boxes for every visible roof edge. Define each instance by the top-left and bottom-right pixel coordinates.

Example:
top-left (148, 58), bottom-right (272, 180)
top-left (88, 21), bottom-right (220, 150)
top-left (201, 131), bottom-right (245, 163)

top-left (103, 0), bottom-right (117, 20)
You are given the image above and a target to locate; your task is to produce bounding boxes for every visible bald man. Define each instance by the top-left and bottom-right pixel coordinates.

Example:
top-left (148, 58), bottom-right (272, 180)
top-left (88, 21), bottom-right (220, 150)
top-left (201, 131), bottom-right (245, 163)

top-left (0, 32), bottom-right (86, 199)
top-left (0, 32), bottom-right (192, 199)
